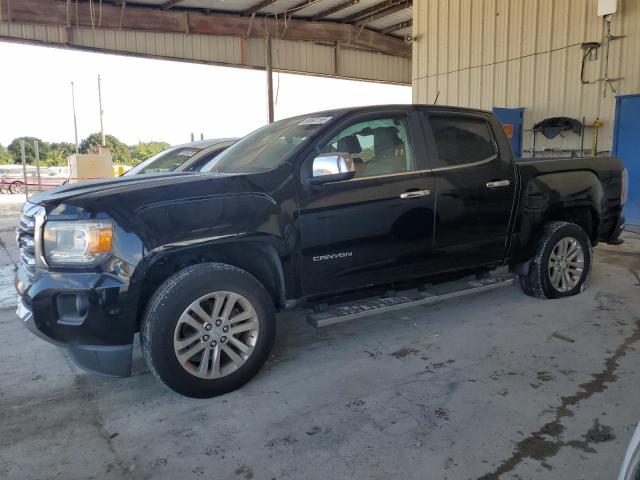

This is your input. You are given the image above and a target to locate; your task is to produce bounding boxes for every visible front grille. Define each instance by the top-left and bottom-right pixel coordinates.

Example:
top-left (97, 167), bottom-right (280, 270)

top-left (16, 203), bottom-right (44, 281)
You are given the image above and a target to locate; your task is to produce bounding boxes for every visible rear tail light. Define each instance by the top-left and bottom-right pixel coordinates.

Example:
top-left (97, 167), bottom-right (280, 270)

top-left (621, 168), bottom-right (628, 205)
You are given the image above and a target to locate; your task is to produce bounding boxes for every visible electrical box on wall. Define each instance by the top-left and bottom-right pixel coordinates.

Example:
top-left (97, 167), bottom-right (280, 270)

top-left (598, 0), bottom-right (617, 16)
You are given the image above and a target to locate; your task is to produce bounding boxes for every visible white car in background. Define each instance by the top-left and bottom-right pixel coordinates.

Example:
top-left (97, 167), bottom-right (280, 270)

top-left (619, 422), bottom-right (640, 480)
top-left (0, 165), bottom-right (68, 194)
top-left (125, 138), bottom-right (237, 176)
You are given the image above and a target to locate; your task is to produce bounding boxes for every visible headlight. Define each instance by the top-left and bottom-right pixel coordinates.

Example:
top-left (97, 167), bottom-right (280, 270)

top-left (43, 221), bottom-right (113, 265)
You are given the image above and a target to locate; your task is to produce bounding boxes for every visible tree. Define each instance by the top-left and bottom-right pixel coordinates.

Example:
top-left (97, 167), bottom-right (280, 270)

top-left (0, 144), bottom-right (11, 164)
top-left (130, 141), bottom-right (170, 165)
top-left (80, 133), bottom-right (131, 165)
top-left (7, 137), bottom-right (51, 165)
top-left (45, 142), bottom-right (76, 167)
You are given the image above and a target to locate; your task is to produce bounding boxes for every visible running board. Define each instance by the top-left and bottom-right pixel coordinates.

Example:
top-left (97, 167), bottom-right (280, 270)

top-left (306, 274), bottom-right (516, 328)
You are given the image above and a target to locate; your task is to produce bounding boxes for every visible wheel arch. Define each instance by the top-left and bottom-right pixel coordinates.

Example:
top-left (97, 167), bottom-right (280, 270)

top-left (510, 170), bottom-right (604, 263)
top-left (130, 239), bottom-right (286, 330)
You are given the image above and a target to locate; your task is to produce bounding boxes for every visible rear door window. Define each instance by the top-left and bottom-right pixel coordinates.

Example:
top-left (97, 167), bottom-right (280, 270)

top-left (429, 115), bottom-right (497, 167)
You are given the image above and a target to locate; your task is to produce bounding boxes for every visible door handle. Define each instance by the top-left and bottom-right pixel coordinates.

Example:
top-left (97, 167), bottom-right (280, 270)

top-left (486, 180), bottom-right (510, 188)
top-left (400, 189), bottom-right (431, 199)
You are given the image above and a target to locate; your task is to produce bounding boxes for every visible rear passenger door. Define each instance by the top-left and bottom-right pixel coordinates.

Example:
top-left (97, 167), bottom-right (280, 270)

top-left (424, 110), bottom-right (516, 272)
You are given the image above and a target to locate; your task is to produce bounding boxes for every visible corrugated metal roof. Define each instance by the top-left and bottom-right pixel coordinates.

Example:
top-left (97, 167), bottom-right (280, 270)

top-left (287, 0), bottom-right (350, 18)
top-left (324, 0), bottom-right (386, 19)
top-left (367, 8), bottom-right (412, 30)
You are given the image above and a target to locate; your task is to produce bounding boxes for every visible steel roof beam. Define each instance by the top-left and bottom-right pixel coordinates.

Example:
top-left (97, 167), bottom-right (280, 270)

top-left (353, 0), bottom-right (412, 26)
top-left (343, 0), bottom-right (409, 23)
top-left (311, 0), bottom-right (360, 21)
top-left (285, 1), bottom-right (323, 17)
top-left (379, 18), bottom-right (411, 34)
top-left (244, 0), bottom-right (280, 16)
top-left (9, 0), bottom-right (411, 57)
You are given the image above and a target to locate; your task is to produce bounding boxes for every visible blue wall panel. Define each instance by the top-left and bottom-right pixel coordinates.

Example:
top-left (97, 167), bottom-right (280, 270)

top-left (492, 107), bottom-right (525, 157)
top-left (612, 94), bottom-right (640, 226)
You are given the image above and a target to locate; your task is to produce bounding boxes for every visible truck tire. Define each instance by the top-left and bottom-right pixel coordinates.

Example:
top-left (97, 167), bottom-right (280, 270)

top-left (140, 262), bottom-right (276, 398)
top-left (520, 221), bottom-right (592, 299)
top-left (9, 181), bottom-right (24, 194)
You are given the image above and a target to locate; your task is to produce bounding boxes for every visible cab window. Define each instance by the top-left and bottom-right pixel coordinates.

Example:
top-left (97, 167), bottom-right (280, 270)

top-left (429, 115), bottom-right (497, 166)
top-left (320, 117), bottom-right (416, 179)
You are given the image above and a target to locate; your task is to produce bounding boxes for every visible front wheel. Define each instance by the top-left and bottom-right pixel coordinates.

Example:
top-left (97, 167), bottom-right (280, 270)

top-left (140, 263), bottom-right (276, 398)
top-left (9, 181), bottom-right (24, 194)
top-left (520, 221), bottom-right (592, 299)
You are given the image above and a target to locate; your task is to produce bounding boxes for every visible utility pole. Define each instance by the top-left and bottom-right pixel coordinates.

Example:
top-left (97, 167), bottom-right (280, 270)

top-left (71, 81), bottom-right (79, 154)
top-left (98, 74), bottom-right (106, 146)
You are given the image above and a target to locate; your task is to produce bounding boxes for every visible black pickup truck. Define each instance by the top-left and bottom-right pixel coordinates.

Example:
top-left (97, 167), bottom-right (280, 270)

top-left (15, 105), bottom-right (627, 398)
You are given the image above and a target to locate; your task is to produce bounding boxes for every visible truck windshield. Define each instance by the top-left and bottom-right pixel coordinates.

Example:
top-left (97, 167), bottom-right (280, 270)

top-left (201, 115), bottom-right (333, 174)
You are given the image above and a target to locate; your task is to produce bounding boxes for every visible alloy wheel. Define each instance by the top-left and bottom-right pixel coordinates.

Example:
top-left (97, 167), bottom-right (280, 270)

top-left (173, 291), bottom-right (259, 379)
top-left (547, 237), bottom-right (584, 292)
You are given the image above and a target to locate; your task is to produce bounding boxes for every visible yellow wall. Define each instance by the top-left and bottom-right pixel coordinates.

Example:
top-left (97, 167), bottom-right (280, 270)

top-left (412, 0), bottom-right (640, 155)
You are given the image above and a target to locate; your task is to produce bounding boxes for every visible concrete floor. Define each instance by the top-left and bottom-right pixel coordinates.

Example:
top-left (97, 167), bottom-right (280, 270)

top-left (0, 195), bottom-right (21, 309)
top-left (0, 195), bottom-right (639, 479)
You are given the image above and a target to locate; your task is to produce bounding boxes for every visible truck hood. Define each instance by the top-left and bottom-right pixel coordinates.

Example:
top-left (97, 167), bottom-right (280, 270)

top-left (30, 171), bottom-right (221, 205)
top-left (30, 168), bottom-right (285, 220)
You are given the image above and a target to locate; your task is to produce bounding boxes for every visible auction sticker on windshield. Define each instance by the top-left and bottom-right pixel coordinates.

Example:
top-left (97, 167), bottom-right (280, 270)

top-left (299, 117), bottom-right (333, 125)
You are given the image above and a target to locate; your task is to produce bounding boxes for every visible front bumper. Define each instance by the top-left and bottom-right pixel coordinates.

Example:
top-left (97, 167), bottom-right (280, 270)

top-left (15, 265), bottom-right (135, 377)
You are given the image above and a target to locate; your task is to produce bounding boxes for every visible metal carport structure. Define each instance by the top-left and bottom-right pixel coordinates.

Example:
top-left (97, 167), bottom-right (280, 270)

top-left (0, 1), bottom-right (413, 85)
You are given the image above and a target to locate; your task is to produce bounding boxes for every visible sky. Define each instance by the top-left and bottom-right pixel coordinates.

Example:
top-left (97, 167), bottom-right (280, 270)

top-left (0, 42), bottom-right (411, 147)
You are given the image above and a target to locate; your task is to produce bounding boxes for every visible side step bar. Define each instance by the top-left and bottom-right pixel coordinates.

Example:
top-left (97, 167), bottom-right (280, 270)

top-left (306, 275), bottom-right (516, 328)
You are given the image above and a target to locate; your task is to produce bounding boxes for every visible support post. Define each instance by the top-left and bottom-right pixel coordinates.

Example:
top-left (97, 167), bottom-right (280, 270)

top-left (20, 141), bottom-right (29, 200)
top-left (531, 130), bottom-right (536, 158)
top-left (34, 140), bottom-right (41, 192)
top-left (265, 36), bottom-right (274, 124)
top-left (71, 81), bottom-right (79, 154)
top-left (98, 74), bottom-right (106, 147)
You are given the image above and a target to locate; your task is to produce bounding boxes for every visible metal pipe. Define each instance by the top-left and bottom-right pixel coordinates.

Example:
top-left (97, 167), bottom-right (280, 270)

top-left (591, 118), bottom-right (603, 156)
top-left (580, 116), bottom-right (585, 158)
top-left (98, 74), bottom-right (106, 147)
top-left (71, 81), bottom-right (79, 154)
top-left (266, 36), bottom-right (274, 124)
top-left (603, 16), bottom-right (611, 97)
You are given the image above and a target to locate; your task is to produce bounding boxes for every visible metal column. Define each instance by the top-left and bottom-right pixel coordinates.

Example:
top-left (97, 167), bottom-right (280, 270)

top-left (265, 36), bottom-right (274, 124)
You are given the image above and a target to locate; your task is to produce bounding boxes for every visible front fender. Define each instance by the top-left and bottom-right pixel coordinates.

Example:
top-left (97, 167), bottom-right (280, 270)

top-left (125, 234), bottom-right (291, 328)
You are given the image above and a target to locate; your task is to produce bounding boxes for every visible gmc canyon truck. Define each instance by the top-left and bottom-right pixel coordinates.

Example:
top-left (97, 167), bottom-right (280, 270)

top-left (15, 105), bottom-right (627, 398)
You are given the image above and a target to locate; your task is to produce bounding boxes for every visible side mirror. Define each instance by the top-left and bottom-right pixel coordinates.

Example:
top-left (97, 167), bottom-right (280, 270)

top-left (310, 153), bottom-right (356, 184)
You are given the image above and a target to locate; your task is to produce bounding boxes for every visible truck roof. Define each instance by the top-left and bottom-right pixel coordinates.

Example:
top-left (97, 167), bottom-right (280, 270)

top-left (297, 104), bottom-right (494, 120)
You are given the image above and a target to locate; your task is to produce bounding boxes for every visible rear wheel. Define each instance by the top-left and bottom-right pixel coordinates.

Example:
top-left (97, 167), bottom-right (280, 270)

top-left (140, 263), bottom-right (276, 398)
top-left (520, 221), bottom-right (592, 299)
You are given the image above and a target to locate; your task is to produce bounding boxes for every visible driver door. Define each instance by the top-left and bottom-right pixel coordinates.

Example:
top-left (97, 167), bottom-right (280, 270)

top-left (296, 110), bottom-right (436, 297)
